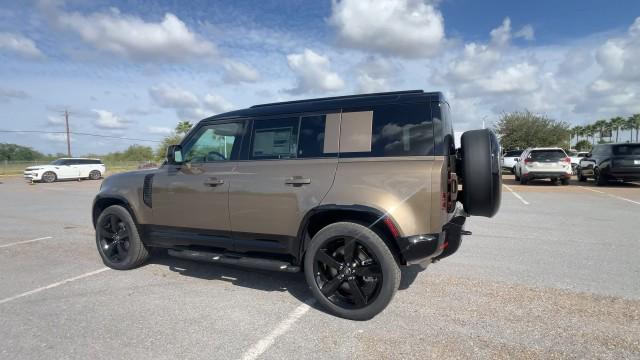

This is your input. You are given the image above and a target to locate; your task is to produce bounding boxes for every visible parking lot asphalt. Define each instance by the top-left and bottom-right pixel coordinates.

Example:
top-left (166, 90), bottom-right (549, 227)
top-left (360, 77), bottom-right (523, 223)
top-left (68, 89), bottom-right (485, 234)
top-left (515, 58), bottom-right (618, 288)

top-left (0, 175), bottom-right (639, 359)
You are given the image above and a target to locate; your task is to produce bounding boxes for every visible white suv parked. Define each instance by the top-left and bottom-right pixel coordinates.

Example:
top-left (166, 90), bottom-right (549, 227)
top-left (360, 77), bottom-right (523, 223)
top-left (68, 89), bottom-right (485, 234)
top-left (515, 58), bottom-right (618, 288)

top-left (514, 148), bottom-right (572, 185)
top-left (24, 158), bottom-right (106, 183)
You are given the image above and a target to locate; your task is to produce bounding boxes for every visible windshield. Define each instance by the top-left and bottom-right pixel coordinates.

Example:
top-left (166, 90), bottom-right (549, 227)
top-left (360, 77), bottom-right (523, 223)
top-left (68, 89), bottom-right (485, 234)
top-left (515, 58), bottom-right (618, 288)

top-left (50, 159), bottom-right (66, 165)
top-left (528, 150), bottom-right (566, 161)
top-left (612, 144), bottom-right (640, 155)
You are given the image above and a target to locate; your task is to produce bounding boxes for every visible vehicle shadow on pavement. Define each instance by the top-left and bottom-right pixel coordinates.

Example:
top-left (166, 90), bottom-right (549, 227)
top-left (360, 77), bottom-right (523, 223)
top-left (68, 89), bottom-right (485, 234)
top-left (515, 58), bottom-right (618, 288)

top-left (148, 250), bottom-right (429, 310)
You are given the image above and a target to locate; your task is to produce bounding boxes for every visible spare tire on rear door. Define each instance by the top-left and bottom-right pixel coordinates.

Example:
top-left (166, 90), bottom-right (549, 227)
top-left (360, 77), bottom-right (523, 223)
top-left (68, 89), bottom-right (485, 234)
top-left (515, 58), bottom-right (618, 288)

top-left (458, 129), bottom-right (501, 217)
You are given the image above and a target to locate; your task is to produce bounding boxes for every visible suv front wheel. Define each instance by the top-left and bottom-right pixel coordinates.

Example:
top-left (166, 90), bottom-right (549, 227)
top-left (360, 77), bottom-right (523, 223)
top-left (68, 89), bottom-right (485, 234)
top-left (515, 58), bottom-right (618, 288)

top-left (304, 222), bottom-right (401, 321)
top-left (96, 205), bottom-right (149, 270)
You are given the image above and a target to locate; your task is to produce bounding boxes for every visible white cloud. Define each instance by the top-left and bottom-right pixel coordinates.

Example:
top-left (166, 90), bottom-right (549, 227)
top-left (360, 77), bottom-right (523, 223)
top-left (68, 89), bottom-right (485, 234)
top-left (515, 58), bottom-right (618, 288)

top-left (52, 7), bottom-right (216, 62)
top-left (222, 60), bottom-right (260, 84)
top-left (46, 115), bottom-right (64, 126)
top-left (355, 56), bottom-right (400, 93)
top-left (285, 49), bottom-right (345, 94)
top-left (147, 126), bottom-right (173, 135)
top-left (203, 94), bottom-right (234, 113)
top-left (92, 109), bottom-right (130, 129)
top-left (329, 0), bottom-right (444, 58)
top-left (490, 17), bottom-right (512, 46)
top-left (149, 84), bottom-right (199, 109)
top-left (515, 25), bottom-right (535, 41)
top-left (0, 32), bottom-right (43, 59)
top-left (0, 88), bottom-right (29, 102)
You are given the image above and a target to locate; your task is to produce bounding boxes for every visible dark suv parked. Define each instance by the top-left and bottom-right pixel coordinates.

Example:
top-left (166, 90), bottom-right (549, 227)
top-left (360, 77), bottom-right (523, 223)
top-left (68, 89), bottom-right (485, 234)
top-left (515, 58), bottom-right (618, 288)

top-left (578, 143), bottom-right (640, 185)
top-left (92, 90), bottom-right (502, 320)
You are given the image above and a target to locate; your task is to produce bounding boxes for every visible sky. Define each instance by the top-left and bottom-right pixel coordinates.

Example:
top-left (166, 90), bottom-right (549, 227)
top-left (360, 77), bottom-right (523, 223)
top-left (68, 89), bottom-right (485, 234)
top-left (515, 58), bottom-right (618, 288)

top-left (1, 0), bottom-right (640, 155)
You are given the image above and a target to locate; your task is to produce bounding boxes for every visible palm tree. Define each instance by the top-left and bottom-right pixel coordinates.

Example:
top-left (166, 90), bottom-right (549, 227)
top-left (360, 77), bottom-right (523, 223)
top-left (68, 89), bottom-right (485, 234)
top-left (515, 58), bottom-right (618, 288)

top-left (629, 114), bottom-right (640, 142)
top-left (175, 121), bottom-right (193, 135)
top-left (610, 116), bottom-right (625, 143)
top-left (622, 117), bottom-right (634, 142)
top-left (571, 125), bottom-right (582, 145)
top-left (585, 124), bottom-right (595, 145)
top-left (593, 120), bottom-right (608, 143)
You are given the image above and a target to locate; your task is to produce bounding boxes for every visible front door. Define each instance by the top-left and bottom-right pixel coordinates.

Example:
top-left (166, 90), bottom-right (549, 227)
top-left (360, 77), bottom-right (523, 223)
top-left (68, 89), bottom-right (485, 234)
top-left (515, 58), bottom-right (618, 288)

top-left (151, 121), bottom-right (246, 249)
top-left (229, 114), bottom-right (340, 255)
top-left (58, 159), bottom-right (80, 179)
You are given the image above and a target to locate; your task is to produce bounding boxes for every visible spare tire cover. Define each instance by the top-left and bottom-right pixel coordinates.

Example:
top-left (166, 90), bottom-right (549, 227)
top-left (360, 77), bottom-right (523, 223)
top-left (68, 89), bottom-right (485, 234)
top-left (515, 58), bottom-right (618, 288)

top-left (460, 129), bottom-right (502, 217)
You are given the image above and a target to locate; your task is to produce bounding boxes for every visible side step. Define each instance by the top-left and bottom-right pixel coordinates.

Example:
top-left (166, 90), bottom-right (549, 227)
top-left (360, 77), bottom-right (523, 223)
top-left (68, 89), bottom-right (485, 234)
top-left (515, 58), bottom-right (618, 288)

top-left (167, 249), bottom-right (301, 273)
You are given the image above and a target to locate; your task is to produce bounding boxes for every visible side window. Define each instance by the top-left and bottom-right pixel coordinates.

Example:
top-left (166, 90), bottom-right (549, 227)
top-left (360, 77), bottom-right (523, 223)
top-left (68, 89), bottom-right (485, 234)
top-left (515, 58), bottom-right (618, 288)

top-left (250, 117), bottom-right (299, 160)
top-left (298, 115), bottom-right (333, 158)
top-left (182, 122), bottom-right (244, 163)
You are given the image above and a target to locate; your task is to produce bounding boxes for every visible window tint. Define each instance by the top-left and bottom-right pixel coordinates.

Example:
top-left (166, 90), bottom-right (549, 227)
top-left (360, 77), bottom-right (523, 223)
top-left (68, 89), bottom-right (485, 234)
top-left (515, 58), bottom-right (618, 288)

top-left (298, 115), bottom-right (331, 158)
top-left (182, 122), bottom-right (244, 163)
top-left (528, 150), bottom-right (566, 161)
top-left (505, 150), bottom-right (523, 157)
top-left (250, 117), bottom-right (299, 160)
top-left (613, 144), bottom-right (640, 155)
top-left (342, 102), bottom-right (433, 157)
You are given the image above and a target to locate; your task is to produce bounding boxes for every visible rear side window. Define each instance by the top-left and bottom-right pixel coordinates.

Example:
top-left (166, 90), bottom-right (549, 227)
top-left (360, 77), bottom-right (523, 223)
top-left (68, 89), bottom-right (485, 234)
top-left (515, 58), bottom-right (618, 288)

top-left (298, 115), bottom-right (330, 158)
top-left (613, 144), bottom-right (640, 155)
top-left (250, 117), bottom-right (299, 160)
top-left (505, 150), bottom-right (523, 157)
top-left (528, 150), bottom-right (566, 161)
top-left (341, 102), bottom-right (434, 157)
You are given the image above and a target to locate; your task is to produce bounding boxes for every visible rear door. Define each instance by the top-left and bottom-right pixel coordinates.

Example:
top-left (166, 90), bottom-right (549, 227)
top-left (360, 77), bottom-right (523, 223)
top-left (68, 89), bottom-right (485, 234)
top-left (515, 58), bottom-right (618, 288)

top-left (58, 159), bottom-right (80, 178)
top-left (229, 113), bottom-right (340, 255)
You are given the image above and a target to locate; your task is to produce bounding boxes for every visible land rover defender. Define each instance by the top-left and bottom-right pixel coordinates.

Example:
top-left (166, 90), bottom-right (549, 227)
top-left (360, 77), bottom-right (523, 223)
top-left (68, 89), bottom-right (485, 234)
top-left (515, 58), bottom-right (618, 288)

top-left (92, 90), bottom-right (501, 320)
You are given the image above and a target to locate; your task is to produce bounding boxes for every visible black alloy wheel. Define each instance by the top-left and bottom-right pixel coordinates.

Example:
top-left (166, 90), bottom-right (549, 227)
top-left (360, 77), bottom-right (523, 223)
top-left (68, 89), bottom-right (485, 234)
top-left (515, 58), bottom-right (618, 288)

top-left (313, 236), bottom-right (383, 310)
top-left (98, 213), bottom-right (130, 263)
top-left (304, 222), bottom-right (400, 321)
top-left (89, 170), bottom-right (101, 180)
top-left (95, 205), bottom-right (149, 270)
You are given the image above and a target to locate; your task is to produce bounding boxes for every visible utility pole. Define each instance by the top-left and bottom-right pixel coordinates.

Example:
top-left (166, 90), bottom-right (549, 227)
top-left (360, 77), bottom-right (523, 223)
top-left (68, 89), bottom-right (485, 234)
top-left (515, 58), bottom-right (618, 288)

top-left (64, 109), bottom-right (71, 157)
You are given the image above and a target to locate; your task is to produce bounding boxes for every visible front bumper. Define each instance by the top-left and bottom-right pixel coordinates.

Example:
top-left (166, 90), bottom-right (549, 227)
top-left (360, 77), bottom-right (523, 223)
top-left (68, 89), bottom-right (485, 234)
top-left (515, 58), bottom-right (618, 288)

top-left (23, 171), bottom-right (41, 181)
top-left (397, 203), bottom-right (468, 264)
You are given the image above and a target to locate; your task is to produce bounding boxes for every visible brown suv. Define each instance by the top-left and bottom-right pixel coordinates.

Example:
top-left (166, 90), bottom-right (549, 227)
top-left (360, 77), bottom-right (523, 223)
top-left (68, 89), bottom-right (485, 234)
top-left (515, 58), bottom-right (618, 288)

top-left (92, 90), bottom-right (501, 320)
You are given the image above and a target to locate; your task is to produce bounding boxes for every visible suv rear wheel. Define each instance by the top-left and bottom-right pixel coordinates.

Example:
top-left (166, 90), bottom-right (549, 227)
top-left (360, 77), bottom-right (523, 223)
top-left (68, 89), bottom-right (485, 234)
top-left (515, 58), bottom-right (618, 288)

top-left (304, 222), bottom-right (400, 321)
top-left (96, 205), bottom-right (149, 270)
top-left (89, 170), bottom-right (101, 180)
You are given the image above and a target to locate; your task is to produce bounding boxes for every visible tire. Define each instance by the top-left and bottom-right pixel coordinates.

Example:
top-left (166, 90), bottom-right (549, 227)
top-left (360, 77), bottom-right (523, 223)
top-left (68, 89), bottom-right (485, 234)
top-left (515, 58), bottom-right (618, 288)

top-left (577, 168), bottom-right (587, 182)
top-left (41, 171), bottom-right (57, 183)
top-left (304, 222), bottom-right (401, 321)
top-left (459, 129), bottom-right (502, 217)
top-left (95, 205), bottom-right (149, 270)
top-left (510, 166), bottom-right (516, 175)
top-left (514, 170), bottom-right (520, 181)
top-left (595, 169), bottom-right (607, 186)
top-left (520, 176), bottom-right (528, 185)
top-left (561, 178), bottom-right (570, 185)
top-left (89, 170), bottom-right (101, 180)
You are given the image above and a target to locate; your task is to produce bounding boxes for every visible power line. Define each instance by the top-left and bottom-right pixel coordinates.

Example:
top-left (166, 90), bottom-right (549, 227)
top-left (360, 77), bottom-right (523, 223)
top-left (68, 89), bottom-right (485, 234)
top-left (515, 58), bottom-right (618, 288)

top-left (0, 130), bottom-right (162, 143)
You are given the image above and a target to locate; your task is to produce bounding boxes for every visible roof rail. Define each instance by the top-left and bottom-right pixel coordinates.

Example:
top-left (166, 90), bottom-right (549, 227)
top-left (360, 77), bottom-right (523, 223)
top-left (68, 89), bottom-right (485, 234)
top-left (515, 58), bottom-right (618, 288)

top-left (250, 90), bottom-right (425, 108)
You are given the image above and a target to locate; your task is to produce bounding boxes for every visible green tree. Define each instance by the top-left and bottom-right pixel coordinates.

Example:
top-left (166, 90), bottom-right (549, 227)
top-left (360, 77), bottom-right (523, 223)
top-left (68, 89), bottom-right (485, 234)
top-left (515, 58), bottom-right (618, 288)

top-left (593, 119), bottom-right (610, 143)
top-left (175, 121), bottom-right (193, 135)
top-left (584, 124), bottom-right (595, 145)
top-left (0, 143), bottom-right (47, 161)
top-left (494, 110), bottom-right (571, 149)
top-left (575, 139), bottom-right (592, 151)
top-left (571, 125), bottom-right (582, 145)
top-left (610, 116), bottom-right (625, 143)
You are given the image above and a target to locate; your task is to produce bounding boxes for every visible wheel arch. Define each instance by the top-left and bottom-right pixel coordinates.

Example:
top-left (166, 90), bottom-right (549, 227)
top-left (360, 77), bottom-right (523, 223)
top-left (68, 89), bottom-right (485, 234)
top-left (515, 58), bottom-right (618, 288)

top-left (92, 195), bottom-right (139, 229)
top-left (297, 205), bottom-right (405, 265)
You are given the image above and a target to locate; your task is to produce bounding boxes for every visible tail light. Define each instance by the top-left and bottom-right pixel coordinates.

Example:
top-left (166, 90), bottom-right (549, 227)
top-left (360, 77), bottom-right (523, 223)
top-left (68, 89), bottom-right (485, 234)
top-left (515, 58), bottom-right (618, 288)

top-left (524, 158), bottom-right (533, 164)
top-left (563, 157), bottom-right (571, 163)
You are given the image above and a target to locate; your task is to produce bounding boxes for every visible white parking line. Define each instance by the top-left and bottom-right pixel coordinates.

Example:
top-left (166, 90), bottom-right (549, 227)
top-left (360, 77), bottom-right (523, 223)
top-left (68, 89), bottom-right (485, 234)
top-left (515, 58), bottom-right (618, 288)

top-left (577, 186), bottom-right (640, 205)
top-left (502, 184), bottom-right (529, 205)
top-left (241, 299), bottom-right (314, 360)
top-left (0, 267), bottom-right (109, 305)
top-left (0, 236), bottom-right (53, 248)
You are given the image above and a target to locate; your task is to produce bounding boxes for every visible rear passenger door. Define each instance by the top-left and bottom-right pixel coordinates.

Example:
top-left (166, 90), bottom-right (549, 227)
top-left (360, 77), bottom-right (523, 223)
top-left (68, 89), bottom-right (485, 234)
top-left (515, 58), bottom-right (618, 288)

top-left (229, 113), bottom-right (340, 255)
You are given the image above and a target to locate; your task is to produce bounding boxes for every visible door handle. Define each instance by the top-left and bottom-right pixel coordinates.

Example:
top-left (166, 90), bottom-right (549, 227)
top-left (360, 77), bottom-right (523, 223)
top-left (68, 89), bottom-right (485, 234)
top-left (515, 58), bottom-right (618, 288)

top-left (204, 178), bottom-right (225, 187)
top-left (285, 177), bottom-right (311, 186)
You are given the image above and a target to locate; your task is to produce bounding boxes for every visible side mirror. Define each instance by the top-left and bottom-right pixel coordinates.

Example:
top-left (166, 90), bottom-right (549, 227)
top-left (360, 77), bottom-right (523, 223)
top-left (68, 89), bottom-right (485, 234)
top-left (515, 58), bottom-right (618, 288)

top-left (166, 145), bottom-right (183, 165)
